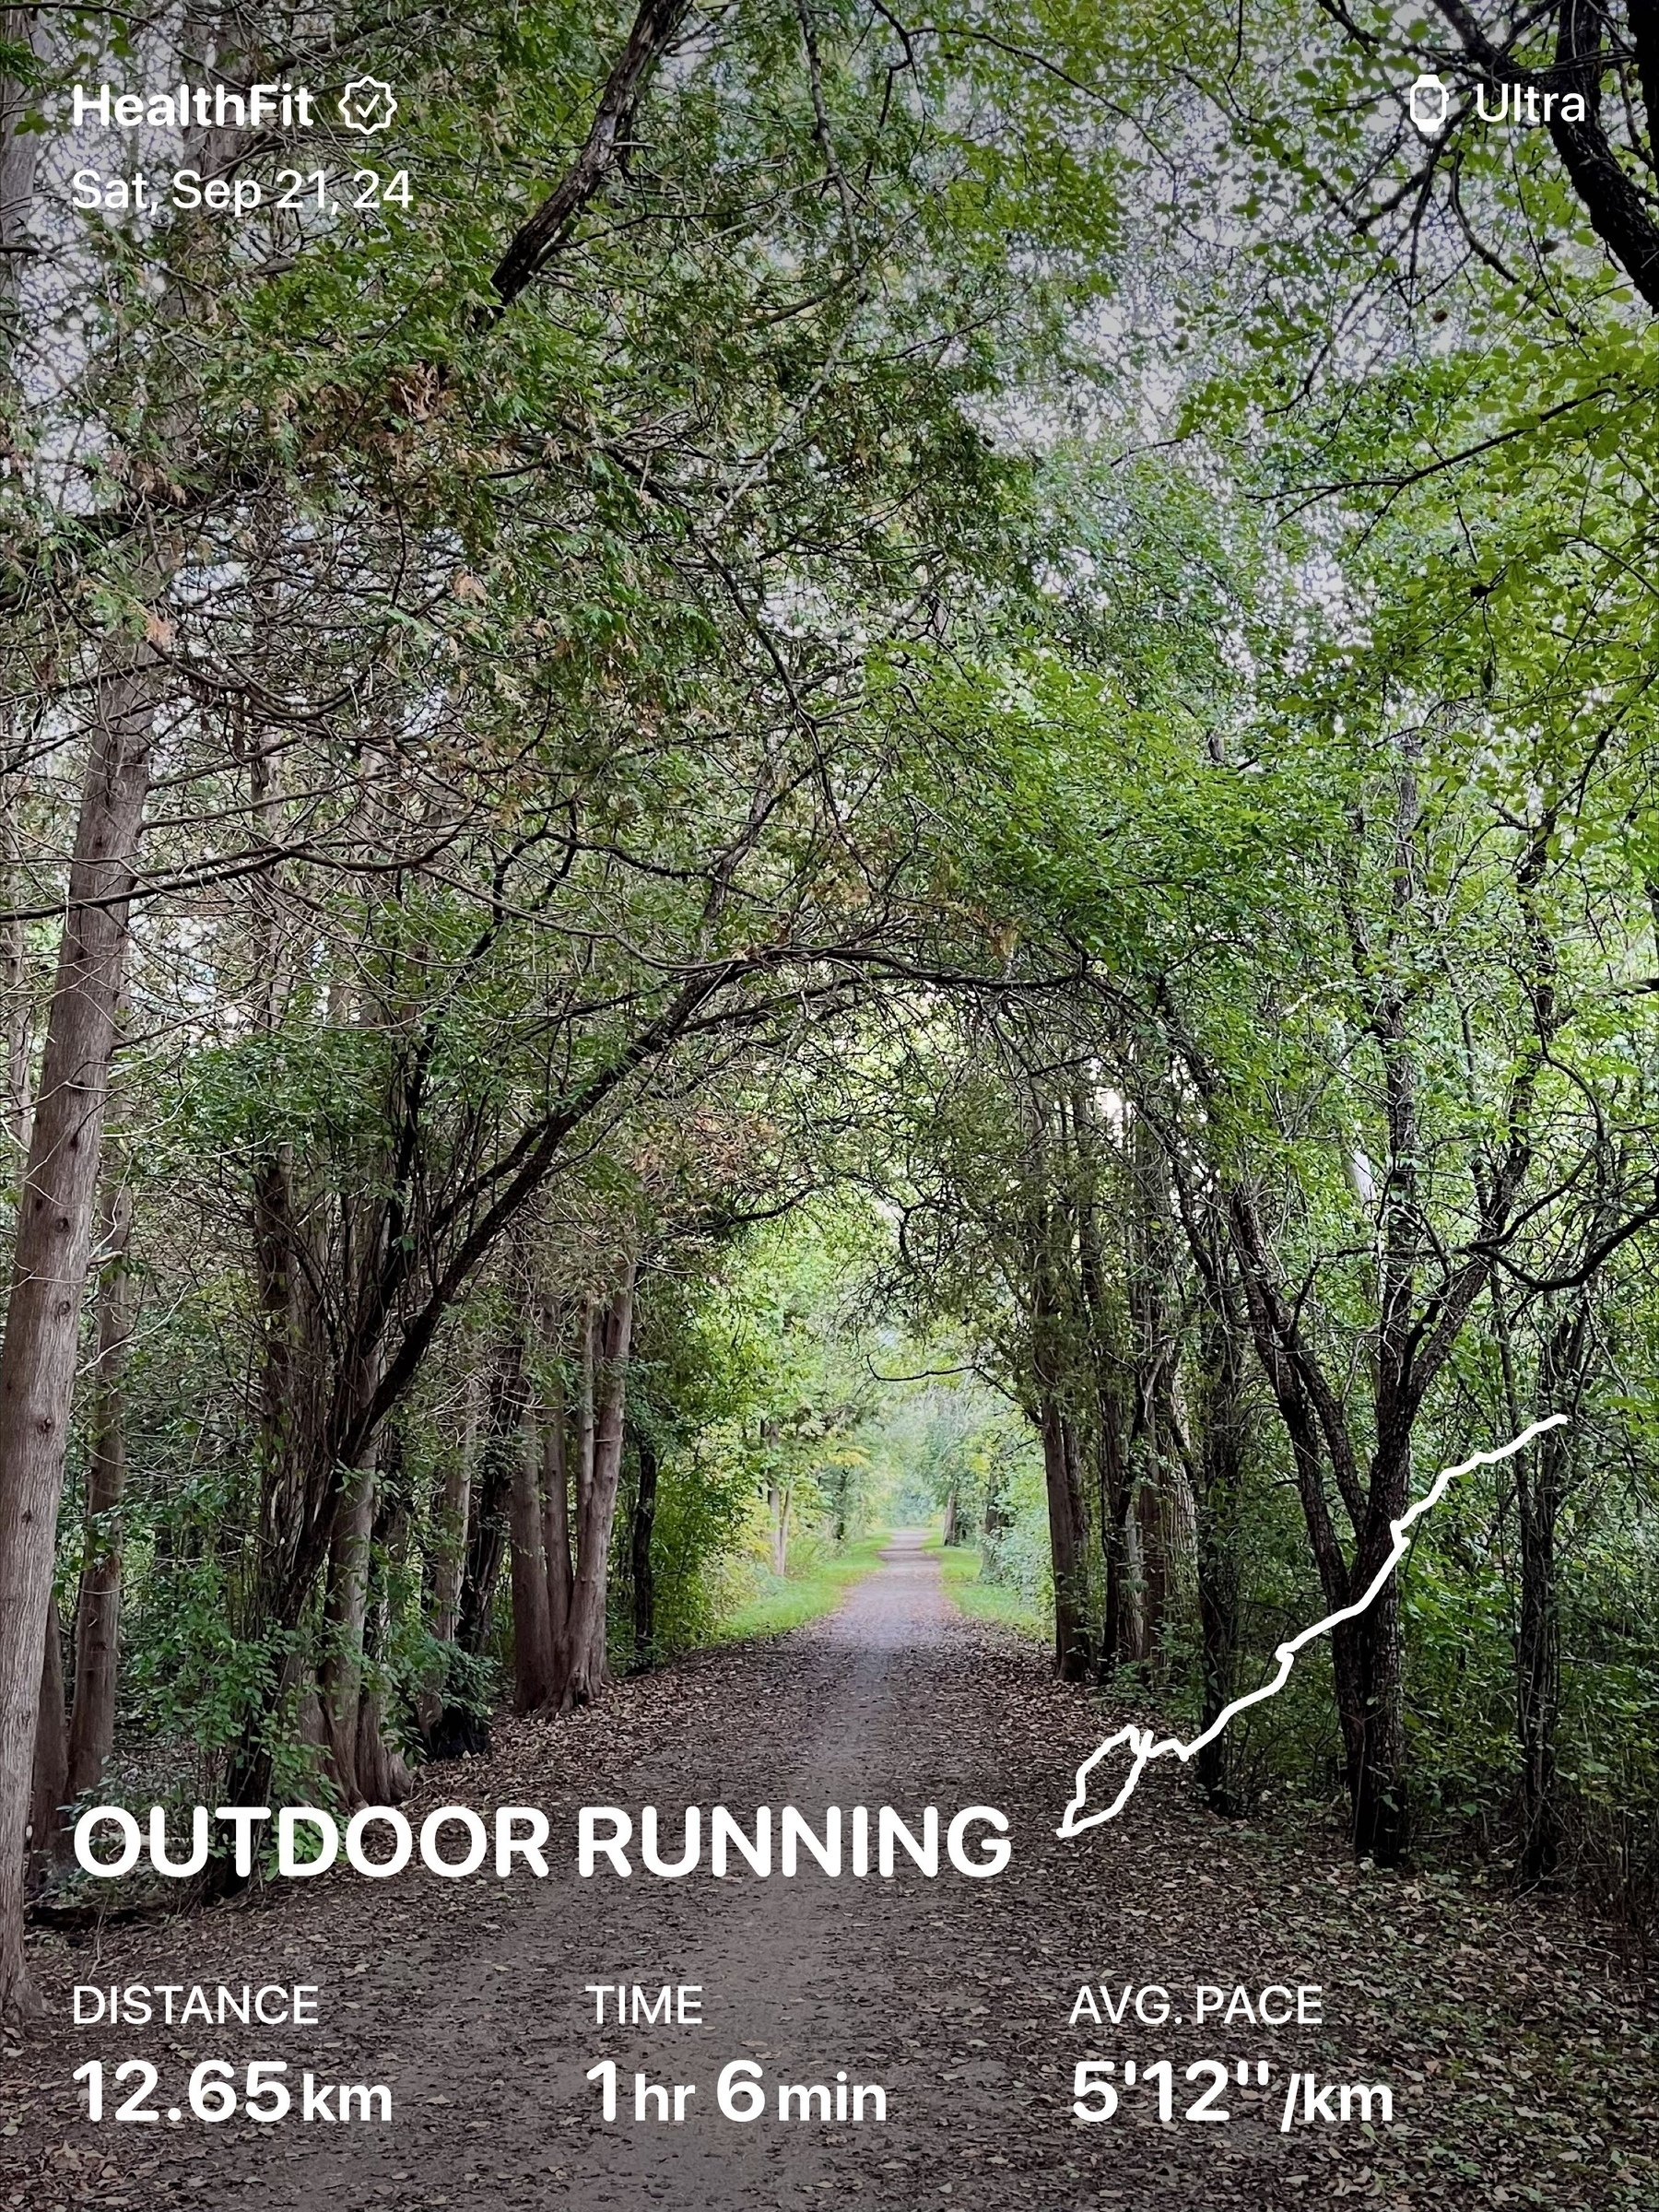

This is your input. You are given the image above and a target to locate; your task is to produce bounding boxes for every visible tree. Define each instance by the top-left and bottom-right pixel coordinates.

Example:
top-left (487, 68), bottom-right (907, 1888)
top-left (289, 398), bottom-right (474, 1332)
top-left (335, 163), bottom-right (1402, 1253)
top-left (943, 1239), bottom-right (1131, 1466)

top-left (0, 667), bottom-right (156, 2014)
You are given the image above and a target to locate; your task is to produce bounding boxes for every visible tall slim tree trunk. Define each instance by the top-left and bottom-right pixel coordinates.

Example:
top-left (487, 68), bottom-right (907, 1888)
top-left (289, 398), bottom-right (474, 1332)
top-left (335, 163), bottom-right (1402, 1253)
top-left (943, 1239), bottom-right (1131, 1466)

top-left (768, 1472), bottom-right (792, 1577)
top-left (26, 1597), bottom-right (65, 1888)
top-left (423, 1333), bottom-right (525, 1762)
top-left (1094, 1369), bottom-right (1140, 1673)
top-left (416, 1417), bottom-right (474, 1749)
top-left (1125, 1107), bottom-right (1196, 1675)
top-left (1515, 1311), bottom-right (1584, 1885)
top-left (3, 0), bottom-right (56, 1936)
top-left (354, 1429), bottom-right (411, 1806)
top-left (1334, 1572), bottom-right (1408, 1865)
top-left (555, 1264), bottom-right (637, 1708)
top-left (1070, 1081), bottom-right (1135, 1677)
top-left (1118, 1497), bottom-right (1148, 1663)
top-left (1, 783), bottom-right (32, 1161)
top-left (1023, 1119), bottom-right (1093, 1685)
top-left (1192, 1294), bottom-right (1247, 1814)
top-left (1516, 1423), bottom-right (1564, 1884)
top-left (573, 1295), bottom-right (596, 1525)
top-left (941, 1485), bottom-right (959, 1547)
top-left (433, 1366), bottom-right (480, 1645)
top-left (312, 1312), bottom-right (385, 1807)
top-left (1133, 1474), bottom-right (1169, 1657)
top-left (456, 1333), bottom-right (526, 1658)
top-left (1328, 1442), bottom-right (1413, 1866)
top-left (65, 1180), bottom-right (135, 1802)
top-left (541, 1369), bottom-right (572, 1653)
top-left (0, 673), bottom-right (154, 2022)
top-left (1038, 1396), bottom-right (1092, 1682)
top-left (510, 1389), bottom-right (554, 1712)
top-left (319, 1457), bottom-right (376, 1806)
top-left (0, 27), bottom-right (54, 1898)
top-left (630, 1431), bottom-right (658, 1665)
top-left (1, 15), bottom-right (49, 329)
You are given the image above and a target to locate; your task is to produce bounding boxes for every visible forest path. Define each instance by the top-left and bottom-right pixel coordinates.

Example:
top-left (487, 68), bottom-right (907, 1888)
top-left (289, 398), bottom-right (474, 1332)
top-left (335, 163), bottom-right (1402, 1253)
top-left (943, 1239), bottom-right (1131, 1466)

top-left (6, 1533), bottom-right (1654, 2212)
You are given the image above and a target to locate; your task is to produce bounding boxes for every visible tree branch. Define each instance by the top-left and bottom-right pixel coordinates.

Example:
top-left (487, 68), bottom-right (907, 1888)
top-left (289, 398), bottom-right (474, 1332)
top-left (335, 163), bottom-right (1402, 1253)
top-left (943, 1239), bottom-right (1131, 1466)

top-left (1430, 0), bottom-right (1659, 309)
top-left (488, 0), bottom-right (692, 310)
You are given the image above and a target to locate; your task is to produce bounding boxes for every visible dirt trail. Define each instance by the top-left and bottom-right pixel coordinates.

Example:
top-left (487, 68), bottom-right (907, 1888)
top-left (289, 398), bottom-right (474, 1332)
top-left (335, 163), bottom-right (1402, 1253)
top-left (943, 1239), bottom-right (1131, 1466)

top-left (4, 1534), bottom-right (1654, 2211)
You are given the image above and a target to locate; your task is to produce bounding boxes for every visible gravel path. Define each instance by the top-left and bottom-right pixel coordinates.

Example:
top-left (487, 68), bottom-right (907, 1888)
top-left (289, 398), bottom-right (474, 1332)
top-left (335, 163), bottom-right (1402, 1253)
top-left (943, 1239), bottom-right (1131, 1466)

top-left (4, 1532), bottom-right (1654, 2210)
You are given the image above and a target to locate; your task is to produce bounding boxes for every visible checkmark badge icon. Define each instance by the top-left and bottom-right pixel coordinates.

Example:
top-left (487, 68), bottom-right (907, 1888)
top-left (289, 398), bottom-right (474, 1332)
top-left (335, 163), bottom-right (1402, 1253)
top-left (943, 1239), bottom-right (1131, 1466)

top-left (339, 76), bottom-right (396, 134)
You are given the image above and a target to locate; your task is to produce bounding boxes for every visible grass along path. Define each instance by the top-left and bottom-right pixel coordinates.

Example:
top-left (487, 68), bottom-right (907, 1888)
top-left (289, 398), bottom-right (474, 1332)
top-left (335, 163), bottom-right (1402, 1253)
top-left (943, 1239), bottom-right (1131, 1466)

top-left (717, 1527), bottom-right (892, 1641)
top-left (931, 1532), bottom-right (1047, 1639)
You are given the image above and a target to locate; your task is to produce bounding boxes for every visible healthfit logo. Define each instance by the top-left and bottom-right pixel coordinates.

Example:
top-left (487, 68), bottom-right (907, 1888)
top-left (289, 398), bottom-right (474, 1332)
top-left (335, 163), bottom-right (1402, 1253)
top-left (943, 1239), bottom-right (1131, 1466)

top-left (69, 78), bottom-right (398, 135)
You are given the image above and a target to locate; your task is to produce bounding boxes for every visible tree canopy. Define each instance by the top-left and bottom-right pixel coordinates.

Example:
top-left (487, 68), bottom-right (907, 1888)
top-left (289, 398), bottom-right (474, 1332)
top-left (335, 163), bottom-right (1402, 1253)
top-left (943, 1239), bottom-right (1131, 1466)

top-left (3, 0), bottom-right (1659, 2021)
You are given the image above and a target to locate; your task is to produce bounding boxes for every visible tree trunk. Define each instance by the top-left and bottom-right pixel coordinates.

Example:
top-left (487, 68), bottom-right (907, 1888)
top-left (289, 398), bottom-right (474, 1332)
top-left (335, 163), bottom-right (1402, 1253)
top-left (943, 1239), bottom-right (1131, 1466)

top-left (510, 1387), bottom-right (554, 1712)
top-left (26, 1597), bottom-right (65, 1888)
top-left (222, 1249), bottom-right (397, 1822)
top-left (1, 11), bottom-right (49, 326)
top-left (1333, 1573), bottom-right (1409, 1865)
top-left (1218, 1168), bottom-right (1424, 1866)
top-left (1039, 1396), bottom-right (1092, 1682)
top-left (433, 1367), bottom-right (480, 1645)
top-left (425, 1343), bottom-right (524, 1762)
top-left (354, 1441), bottom-right (411, 1806)
top-left (1094, 1369), bottom-right (1140, 1674)
top-left (1125, 1111), bottom-right (1196, 1677)
top-left (0, 673), bottom-right (154, 2022)
top-left (319, 1460), bottom-right (376, 1806)
top-left (1133, 1472), bottom-right (1168, 1657)
top-left (1070, 1080), bottom-right (1136, 1678)
top-left (314, 1322), bottom-right (386, 1807)
top-left (573, 1295), bottom-right (597, 1523)
top-left (456, 1334), bottom-right (525, 1658)
top-left (1515, 1312), bottom-right (1583, 1885)
top-left (1, 777), bottom-right (33, 1159)
top-left (1328, 1437), bottom-right (1413, 1866)
top-left (1023, 1124), bottom-right (1093, 1685)
top-left (1515, 1433), bottom-right (1561, 1883)
top-left (541, 1371), bottom-right (573, 1653)
top-left (768, 1476), bottom-right (792, 1577)
top-left (414, 1369), bottom-right (479, 1753)
top-left (1191, 1298), bottom-right (1247, 1814)
top-left (65, 1180), bottom-right (135, 1802)
top-left (352, 1687), bottom-right (408, 1806)
top-left (554, 1264), bottom-right (637, 1708)
top-left (630, 1431), bottom-right (658, 1664)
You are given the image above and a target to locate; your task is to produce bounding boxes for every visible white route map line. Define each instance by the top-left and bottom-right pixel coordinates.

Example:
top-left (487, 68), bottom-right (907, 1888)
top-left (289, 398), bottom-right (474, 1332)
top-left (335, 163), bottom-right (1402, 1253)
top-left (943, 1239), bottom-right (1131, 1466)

top-left (1057, 1414), bottom-right (1570, 1840)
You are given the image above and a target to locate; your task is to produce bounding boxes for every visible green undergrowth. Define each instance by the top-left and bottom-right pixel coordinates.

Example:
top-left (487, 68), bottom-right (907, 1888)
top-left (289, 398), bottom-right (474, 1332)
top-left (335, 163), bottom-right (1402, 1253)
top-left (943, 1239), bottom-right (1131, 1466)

top-left (718, 1531), bottom-right (892, 1642)
top-left (930, 1534), bottom-right (1047, 1639)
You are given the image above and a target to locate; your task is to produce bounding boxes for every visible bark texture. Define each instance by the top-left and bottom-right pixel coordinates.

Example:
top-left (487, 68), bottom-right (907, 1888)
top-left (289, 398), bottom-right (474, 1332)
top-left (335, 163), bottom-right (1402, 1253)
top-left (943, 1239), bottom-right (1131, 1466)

top-left (65, 1180), bottom-right (135, 1801)
top-left (0, 670), bottom-right (153, 2020)
top-left (489, 0), bottom-right (692, 306)
top-left (554, 1264), bottom-right (638, 1707)
top-left (510, 1372), bottom-right (555, 1711)
top-left (433, 1368), bottom-right (480, 1646)
top-left (319, 1457), bottom-right (377, 1806)
top-left (540, 1365), bottom-right (573, 1655)
top-left (1514, 1306), bottom-right (1590, 1884)
top-left (25, 1596), bottom-right (65, 1884)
